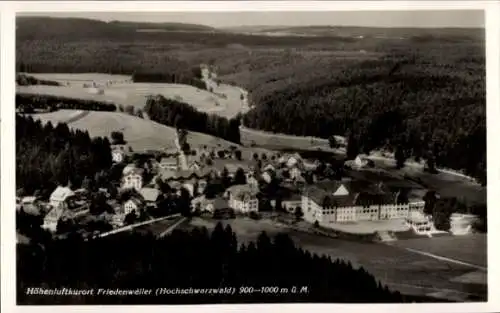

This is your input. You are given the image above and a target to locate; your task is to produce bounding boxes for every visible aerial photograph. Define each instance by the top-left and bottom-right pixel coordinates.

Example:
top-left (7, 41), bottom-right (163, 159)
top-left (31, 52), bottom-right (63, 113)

top-left (15, 10), bottom-right (486, 305)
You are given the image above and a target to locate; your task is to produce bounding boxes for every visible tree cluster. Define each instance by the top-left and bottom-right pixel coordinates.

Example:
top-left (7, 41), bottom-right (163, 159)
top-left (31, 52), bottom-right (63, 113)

top-left (16, 73), bottom-right (62, 86)
top-left (16, 93), bottom-right (117, 113)
top-left (16, 223), bottom-right (435, 305)
top-left (16, 115), bottom-right (113, 196)
top-left (132, 72), bottom-right (206, 90)
top-left (145, 95), bottom-right (241, 144)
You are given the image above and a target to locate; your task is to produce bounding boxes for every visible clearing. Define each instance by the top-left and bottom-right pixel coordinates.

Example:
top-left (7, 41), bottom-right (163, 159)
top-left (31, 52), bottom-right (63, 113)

top-left (30, 110), bottom-right (270, 157)
top-left (20, 73), bottom-right (248, 119)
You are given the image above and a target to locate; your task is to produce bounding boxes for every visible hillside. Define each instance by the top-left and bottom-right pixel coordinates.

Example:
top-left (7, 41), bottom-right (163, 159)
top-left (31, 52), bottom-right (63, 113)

top-left (30, 110), bottom-right (269, 157)
top-left (16, 16), bottom-right (216, 39)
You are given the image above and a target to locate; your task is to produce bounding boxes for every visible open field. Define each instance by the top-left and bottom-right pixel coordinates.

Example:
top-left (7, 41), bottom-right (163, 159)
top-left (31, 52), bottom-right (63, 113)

top-left (371, 159), bottom-right (486, 206)
top-left (30, 110), bottom-right (271, 158)
top-left (183, 216), bottom-right (486, 301)
top-left (20, 73), bottom-right (248, 119)
top-left (389, 234), bottom-right (487, 268)
top-left (240, 125), bottom-right (339, 151)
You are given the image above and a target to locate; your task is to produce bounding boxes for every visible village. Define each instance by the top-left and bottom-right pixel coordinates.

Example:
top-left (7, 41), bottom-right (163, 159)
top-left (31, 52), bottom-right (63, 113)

top-left (15, 123), bottom-right (479, 243)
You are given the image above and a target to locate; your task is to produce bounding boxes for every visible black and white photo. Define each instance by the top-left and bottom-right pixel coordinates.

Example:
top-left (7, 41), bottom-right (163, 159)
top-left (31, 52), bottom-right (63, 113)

top-left (10, 4), bottom-right (492, 308)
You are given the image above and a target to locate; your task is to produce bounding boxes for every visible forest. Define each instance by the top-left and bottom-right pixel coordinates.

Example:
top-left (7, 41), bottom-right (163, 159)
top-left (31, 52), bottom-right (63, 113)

top-left (16, 93), bottom-right (117, 112)
top-left (16, 115), bottom-right (113, 196)
top-left (16, 17), bottom-right (486, 183)
top-left (242, 47), bottom-right (486, 184)
top-left (144, 95), bottom-right (241, 144)
top-left (17, 222), bottom-right (440, 305)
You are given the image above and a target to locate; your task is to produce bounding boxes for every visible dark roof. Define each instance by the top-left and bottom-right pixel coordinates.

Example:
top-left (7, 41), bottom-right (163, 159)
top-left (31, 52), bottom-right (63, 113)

top-left (213, 198), bottom-right (229, 210)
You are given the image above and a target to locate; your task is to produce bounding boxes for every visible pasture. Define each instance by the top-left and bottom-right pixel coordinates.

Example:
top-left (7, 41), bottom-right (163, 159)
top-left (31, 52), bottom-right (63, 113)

top-left (30, 110), bottom-right (271, 158)
top-left (20, 73), bottom-right (248, 119)
top-left (183, 216), bottom-right (486, 301)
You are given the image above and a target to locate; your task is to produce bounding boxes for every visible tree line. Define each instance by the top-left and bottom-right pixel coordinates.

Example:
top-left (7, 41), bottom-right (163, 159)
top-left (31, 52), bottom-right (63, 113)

top-left (17, 222), bottom-right (441, 305)
top-left (16, 73), bottom-right (61, 86)
top-left (16, 115), bottom-right (113, 196)
top-left (131, 68), bottom-right (206, 90)
top-left (144, 95), bottom-right (241, 144)
top-left (16, 93), bottom-right (117, 113)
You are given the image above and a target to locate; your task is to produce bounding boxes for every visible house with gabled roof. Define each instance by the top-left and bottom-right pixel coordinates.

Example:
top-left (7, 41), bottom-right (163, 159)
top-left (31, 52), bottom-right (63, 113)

top-left (50, 186), bottom-right (75, 209)
top-left (225, 184), bottom-right (259, 213)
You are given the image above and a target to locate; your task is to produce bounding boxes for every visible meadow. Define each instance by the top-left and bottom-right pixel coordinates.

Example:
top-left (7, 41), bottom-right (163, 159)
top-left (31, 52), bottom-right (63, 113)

top-left (184, 216), bottom-right (486, 301)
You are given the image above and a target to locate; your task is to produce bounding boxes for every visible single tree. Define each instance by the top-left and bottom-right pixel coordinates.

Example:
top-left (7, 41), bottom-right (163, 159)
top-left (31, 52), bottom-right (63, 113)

top-left (395, 146), bottom-right (406, 169)
top-left (328, 135), bottom-right (337, 149)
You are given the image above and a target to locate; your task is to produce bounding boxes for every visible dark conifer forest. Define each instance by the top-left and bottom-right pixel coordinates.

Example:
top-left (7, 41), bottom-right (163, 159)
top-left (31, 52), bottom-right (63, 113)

top-left (144, 95), bottom-right (241, 144)
top-left (17, 223), bottom-right (441, 305)
top-left (16, 115), bottom-right (113, 195)
top-left (16, 93), bottom-right (117, 112)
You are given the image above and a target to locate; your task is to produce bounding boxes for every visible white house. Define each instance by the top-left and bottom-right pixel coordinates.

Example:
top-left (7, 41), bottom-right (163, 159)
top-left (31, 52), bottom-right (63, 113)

top-left (111, 146), bottom-right (126, 163)
top-left (121, 166), bottom-right (144, 191)
top-left (226, 184), bottom-right (259, 213)
top-left (344, 155), bottom-right (368, 170)
top-left (139, 187), bottom-right (161, 208)
top-left (160, 156), bottom-right (179, 171)
top-left (261, 171), bottom-right (273, 184)
top-left (405, 211), bottom-right (434, 235)
top-left (286, 153), bottom-right (302, 168)
top-left (247, 176), bottom-right (260, 190)
top-left (281, 194), bottom-right (302, 213)
top-left (450, 213), bottom-right (479, 235)
top-left (289, 167), bottom-right (302, 180)
top-left (123, 198), bottom-right (142, 216)
top-left (49, 186), bottom-right (75, 209)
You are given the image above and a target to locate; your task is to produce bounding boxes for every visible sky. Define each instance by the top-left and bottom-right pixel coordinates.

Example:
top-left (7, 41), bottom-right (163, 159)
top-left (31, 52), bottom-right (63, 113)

top-left (19, 10), bottom-right (485, 28)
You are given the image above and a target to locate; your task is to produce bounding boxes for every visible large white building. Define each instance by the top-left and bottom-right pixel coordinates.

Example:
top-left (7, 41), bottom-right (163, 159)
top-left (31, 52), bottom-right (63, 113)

top-left (302, 182), bottom-right (425, 225)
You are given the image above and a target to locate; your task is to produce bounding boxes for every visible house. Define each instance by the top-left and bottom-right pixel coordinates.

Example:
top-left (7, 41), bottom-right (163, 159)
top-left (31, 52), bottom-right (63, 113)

top-left (50, 186), bottom-right (75, 209)
top-left (405, 211), bottom-right (434, 235)
top-left (247, 176), bottom-right (259, 190)
top-left (226, 184), bottom-right (259, 213)
top-left (191, 196), bottom-right (228, 213)
top-left (289, 166), bottom-right (302, 180)
top-left (286, 153), bottom-right (303, 168)
top-left (449, 213), bottom-right (479, 235)
top-left (261, 171), bottom-right (273, 184)
top-left (111, 146), bottom-right (126, 163)
top-left (160, 156), bottom-right (179, 171)
top-left (345, 155), bottom-right (369, 170)
top-left (121, 166), bottom-right (144, 191)
top-left (262, 163), bottom-right (276, 173)
top-left (123, 198), bottom-right (143, 216)
top-left (197, 178), bottom-right (208, 194)
top-left (281, 194), bottom-right (302, 213)
top-left (188, 161), bottom-right (202, 171)
top-left (139, 187), bottom-right (162, 208)
top-left (42, 204), bottom-right (76, 233)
